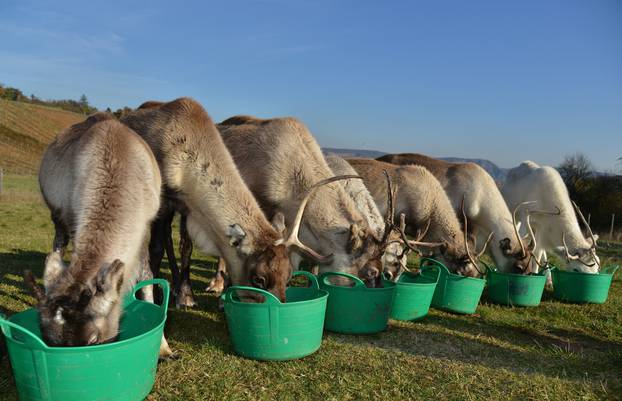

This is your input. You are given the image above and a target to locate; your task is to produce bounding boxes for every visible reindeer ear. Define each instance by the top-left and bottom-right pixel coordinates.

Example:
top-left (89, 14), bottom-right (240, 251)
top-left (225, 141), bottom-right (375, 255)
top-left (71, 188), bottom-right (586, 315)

top-left (44, 251), bottom-right (66, 289)
top-left (24, 271), bottom-right (46, 302)
top-left (271, 213), bottom-right (286, 236)
top-left (95, 260), bottom-right (125, 295)
top-left (226, 224), bottom-right (247, 248)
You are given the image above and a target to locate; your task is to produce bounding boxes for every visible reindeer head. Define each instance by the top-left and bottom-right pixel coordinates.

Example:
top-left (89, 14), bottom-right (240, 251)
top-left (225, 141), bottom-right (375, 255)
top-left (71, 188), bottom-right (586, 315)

top-left (504, 201), bottom-right (561, 274)
top-left (25, 252), bottom-right (126, 347)
top-left (228, 175), bottom-right (368, 300)
top-left (557, 201), bottom-right (600, 273)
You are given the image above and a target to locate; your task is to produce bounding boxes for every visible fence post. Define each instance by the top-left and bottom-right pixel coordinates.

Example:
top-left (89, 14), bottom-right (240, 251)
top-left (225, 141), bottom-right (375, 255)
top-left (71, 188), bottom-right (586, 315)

top-left (610, 214), bottom-right (615, 241)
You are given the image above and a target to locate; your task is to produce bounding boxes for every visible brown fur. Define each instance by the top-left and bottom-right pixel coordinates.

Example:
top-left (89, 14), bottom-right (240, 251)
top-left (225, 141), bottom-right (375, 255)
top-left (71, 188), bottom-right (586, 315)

top-left (37, 114), bottom-right (162, 347)
top-left (120, 99), bottom-right (291, 300)
top-left (218, 116), bottom-right (384, 286)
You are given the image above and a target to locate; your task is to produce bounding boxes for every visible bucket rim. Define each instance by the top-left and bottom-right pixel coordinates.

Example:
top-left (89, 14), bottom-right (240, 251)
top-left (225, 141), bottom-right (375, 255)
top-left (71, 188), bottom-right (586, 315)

top-left (3, 301), bottom-right (166, 354)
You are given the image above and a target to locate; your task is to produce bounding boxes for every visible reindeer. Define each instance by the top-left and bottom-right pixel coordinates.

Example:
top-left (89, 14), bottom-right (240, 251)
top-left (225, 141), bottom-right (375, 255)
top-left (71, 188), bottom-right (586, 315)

top-left (502, 161), bottom-right (600, 273)
top-left (325, 154), bottom-right (408, 279)
top-left (215, 116), bottom-right (391, 287)
top-left (377, 153), bottom-right (536, 273)
top-left (347, 158), bottom-right (490, 277)
top-left (30, 114), bottom-right (171, 355)
top-left (120, 98), bottom-right (331, 302)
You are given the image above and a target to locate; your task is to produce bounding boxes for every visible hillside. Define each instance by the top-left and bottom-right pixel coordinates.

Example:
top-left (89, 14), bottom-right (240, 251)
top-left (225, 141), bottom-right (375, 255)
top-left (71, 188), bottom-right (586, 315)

top-left (0, 100), bottom-right (84, 174)
top-left (323, 147), bottom-right (509, 181)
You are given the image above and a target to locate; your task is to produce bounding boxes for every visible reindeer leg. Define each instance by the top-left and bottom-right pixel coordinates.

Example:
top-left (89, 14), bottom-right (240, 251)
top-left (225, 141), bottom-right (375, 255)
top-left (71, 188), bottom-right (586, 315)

top-left (148, 212), bottom-right (171, 304)
top-left (51, 212), bottom-right (69, 257)
top-left (206, 257), bottom-right (228, 294)
top-left (176, 213), bottom-right (196, 308)
top-left (139, 240), bottom-right (175, 360)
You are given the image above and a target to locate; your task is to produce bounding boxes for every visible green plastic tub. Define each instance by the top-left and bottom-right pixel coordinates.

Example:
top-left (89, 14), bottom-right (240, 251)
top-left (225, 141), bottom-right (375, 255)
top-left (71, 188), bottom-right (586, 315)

top-left (421, 258), bottom-right (486, 314)
top-left (222, 271), bottom-right (328, 361)
top-left (486, 267), bottom-right (547, 307)
top-left (0, 279), bottom-right (169, 401)
top-left (388, 266), bottom-right (440, 321)
top-left (318, 271), bottom-right (396, 334)
top-left (551, 265), bottom-right (619, 304)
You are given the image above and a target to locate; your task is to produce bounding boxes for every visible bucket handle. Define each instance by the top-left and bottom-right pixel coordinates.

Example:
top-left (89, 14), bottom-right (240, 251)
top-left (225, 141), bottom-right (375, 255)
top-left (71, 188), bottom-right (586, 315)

top-left (318, 271), bottom-right (366, 288)
top-left (223, 286), bottom-right (282, 305)
top-left (0, 313), bottom-right (49, 350)
top-left (291, 270), bottom-right (320, 290)
top-left (602, 265), bottom-right (620, 275)
top-left (132, 278), bottom-right (170, 317)
top-left (420, 258), bottom-right (451, 276)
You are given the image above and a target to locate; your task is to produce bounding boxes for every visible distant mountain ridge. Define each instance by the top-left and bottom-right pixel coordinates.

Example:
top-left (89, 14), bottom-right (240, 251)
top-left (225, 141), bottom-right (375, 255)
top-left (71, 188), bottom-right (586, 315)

top-left (322, 147), bottom-right (509, 181)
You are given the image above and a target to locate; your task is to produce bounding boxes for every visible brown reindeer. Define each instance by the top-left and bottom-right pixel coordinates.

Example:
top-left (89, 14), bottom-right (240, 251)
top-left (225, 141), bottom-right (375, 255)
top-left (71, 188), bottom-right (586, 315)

top-left (32, 114), bottom-right (171, 354)
top-left (120, 99), bottom-right (332, 302)
top-left (212, 115), bottom-right (389, 287)
top-left (347, 158), bottom-right (491, 276)
top-left (377, 153), bottom-right (534, 273)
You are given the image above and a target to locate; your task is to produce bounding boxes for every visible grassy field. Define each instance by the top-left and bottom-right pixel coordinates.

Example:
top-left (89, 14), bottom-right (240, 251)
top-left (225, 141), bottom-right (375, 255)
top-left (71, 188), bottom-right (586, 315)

top-left (1, 174), bottom-right (621, 401)
top-left (0, 100), bottom-right (83, 174)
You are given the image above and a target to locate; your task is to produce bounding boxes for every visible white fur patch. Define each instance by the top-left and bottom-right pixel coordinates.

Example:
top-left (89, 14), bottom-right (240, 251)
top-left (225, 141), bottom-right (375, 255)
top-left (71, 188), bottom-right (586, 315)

top-left (54, 308), bottom-right (65, 324)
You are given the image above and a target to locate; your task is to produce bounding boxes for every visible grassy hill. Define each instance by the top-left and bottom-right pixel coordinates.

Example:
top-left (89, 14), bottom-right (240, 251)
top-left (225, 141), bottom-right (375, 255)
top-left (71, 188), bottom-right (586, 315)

top-left (0, 100), bottom-right (84, 174)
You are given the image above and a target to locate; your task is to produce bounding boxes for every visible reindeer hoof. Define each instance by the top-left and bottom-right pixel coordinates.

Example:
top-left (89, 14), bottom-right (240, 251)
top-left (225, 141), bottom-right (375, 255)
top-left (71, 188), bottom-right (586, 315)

top-left (205, 276), bottom-right (225, 294)
top-left (158, 337), bottom-right (176, 361)
top-left (174, 283), bottom-right (197, 309)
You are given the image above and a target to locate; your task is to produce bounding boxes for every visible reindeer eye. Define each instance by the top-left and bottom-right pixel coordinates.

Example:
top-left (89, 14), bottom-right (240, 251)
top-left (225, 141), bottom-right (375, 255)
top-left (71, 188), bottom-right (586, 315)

top-left (252, 275), bottom-right (266, 289)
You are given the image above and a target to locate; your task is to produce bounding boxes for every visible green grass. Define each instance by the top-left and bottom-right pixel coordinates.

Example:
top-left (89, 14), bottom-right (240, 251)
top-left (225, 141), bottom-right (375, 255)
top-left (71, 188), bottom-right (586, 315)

top-left (1, 175), bottom-right (621, 401)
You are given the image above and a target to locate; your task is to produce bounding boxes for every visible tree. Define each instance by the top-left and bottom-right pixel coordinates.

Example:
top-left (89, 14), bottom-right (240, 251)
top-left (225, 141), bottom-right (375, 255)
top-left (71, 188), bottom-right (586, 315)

top-left (79, 94), bottom-right (90, 114)
top-left (558, 153), bottom-right (594, 198)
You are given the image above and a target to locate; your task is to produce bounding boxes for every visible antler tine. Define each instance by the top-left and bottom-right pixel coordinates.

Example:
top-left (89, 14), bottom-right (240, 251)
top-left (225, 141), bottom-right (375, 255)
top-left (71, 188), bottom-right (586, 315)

top-left (395, 213), bottom-right (445, 254)
top-left (571, 201), bottom-right (597, 249)
top-left (476, 231), bottom-right (494, 258)
top-left (525, 212), bottom-right (537, 253)
top-left (380, 170), bottom-right (396, 245)
top-left (461, 195), bottom-right (479, 269)
top-left (512, 201), bottom-right (536, 258)
top-left (415, 218), bottom-right (432, 242)
top-left (277, 174), bottom-right (361, 262)
top-left (561, 232), bottom-right (597, 268)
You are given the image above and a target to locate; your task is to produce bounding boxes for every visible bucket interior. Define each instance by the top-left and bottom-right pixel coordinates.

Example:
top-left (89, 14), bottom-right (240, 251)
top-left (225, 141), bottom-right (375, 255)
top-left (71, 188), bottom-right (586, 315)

top-left (8, 300), bottom-right (163, 349)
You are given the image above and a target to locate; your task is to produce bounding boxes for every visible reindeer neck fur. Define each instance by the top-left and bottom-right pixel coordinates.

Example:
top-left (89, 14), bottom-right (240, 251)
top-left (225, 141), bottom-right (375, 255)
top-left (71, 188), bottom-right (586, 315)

top-left (218, 117), bottom-right (373, 272)
top-left (121, 99), bottom-right (280, 269)
top-left (39, 115), bottom-right (161, 290)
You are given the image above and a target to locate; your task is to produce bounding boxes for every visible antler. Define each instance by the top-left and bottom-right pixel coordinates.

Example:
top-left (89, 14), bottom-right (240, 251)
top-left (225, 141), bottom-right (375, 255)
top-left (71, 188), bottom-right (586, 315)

top-left (571, 201), bottom-right (597, 249)
top-left (562, 232), bottom-right (596, 267)
top-left (379, 170), bottom-right (396, 246)
top-left (511, 201), bottom-right (537, 258)
top-left (275, 174), bottom-right (362, 262)
top-left (475, 231), bottom-right (494, 258)
top-left (396, 213), bottom-right (445, 255)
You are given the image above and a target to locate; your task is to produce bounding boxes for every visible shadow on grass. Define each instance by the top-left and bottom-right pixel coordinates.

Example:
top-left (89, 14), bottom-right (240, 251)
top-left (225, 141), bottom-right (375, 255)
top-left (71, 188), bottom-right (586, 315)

top-left (329, 311), bottom-right (622, 389)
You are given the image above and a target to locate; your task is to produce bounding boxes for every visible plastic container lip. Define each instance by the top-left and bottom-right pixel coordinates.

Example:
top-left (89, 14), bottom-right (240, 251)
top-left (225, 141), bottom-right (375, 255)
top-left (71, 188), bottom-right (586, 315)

top-left (553, 266), bottom-right (617, 276)
top-left (6, 301), bottom-right (165, 353)
top-left (487, 269), bottom-right (547, 278)
top-left (225, 289), bottom-right (329, 307)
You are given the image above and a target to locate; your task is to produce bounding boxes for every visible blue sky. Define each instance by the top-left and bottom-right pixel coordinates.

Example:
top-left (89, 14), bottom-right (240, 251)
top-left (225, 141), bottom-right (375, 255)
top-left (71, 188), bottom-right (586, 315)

top-left (1, 0), bottom-right (621, 170)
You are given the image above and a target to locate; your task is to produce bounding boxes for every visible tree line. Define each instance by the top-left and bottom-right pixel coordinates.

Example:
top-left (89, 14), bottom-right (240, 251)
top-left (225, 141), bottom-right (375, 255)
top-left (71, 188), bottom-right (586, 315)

top-left (0, 83), bottom-right (97, 115)
top-left (558, 153), bottom-right (622, 235)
